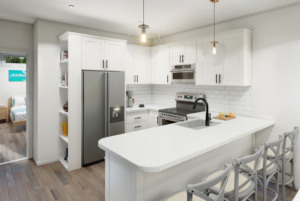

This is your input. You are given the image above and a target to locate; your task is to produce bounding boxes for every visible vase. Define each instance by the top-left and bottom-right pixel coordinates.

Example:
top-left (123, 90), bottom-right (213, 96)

top-left (63, 101), bottom-right (68, 112)
top-left (61, 80), bottom-right (65, 86)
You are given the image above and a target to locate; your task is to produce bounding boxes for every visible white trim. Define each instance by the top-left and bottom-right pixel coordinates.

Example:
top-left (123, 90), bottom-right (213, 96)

top-left (33, 157), bottom-right (59, 166)
top-left (0, 47), bottom-right (33, 161)
top-left (58, 31), bottom-right (126, 43)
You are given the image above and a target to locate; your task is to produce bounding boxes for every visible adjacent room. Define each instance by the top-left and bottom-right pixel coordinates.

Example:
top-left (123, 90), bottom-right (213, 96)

top-left (0, 0), bottom-right (299, 201)
top-left (0, 53), bottom-right (27, 163)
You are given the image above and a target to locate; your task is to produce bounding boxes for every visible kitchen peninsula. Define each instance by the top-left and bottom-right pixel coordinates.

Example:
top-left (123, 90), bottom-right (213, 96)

top-left (98, 112), bottom-right (274, 201)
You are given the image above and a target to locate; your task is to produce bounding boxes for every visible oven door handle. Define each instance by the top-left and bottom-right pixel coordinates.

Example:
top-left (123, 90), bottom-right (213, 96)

top-left (170, 70), bottom-right (195, 73)
top-left (158, 116), bottom-right (184, 123)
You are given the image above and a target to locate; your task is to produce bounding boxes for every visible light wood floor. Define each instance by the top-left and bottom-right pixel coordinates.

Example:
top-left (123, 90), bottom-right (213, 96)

top-left (0, 121), bottom-right (26, 164)
top-left (0, 159), bottom-right (298, 201)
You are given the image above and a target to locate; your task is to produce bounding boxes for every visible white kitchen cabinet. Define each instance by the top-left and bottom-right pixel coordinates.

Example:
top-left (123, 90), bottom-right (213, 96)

top-left (125, 45), bottom-right (151, 84)
top-left (126, 110), bottom-right (158, 133)
top-left (82, 37), bottom-right (125, 71)
top-left (196, 29), bottom-right (252, 86)
top-left (82, 37), bottom-right (105, 70)
top-left (149, 111), bottom-right (159, 128)
top-left (151, 45), bottom-right (171, 84)
top-left (105, 41), bottom-right (124, 71)
top-left (127, 121), bottom-right (148, 133)
top-left (170, 41), bottom-right (197, 65)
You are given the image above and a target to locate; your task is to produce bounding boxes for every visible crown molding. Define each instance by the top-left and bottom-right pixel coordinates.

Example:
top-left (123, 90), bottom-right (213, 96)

top-left (0, 18), bottom-right (32, 26)
top-left (35, 18), bottom-right (128, 37)
top-left (161, 1), bottom-right (300, 38)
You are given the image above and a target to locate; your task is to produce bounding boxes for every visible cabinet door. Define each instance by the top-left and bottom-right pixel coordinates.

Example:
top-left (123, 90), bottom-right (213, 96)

top-left (134, 59), bottom-right (150, 84)
top-left (105, 41), bottom-right (124, 71)
top-left (196, 38), bottom-right (221, 85)
top-left (149, 112), bottom-right (159, 128)
top-left (82, 37), bottom-right (105, 70)
top-left (182, 41), bottom-right (197, 64)
top-left (219, 33), bottom-right (242, 86)
top-left (151, 45), bottom-right (170, 84)
top-left (125, 47), bottom-right (135, 84)
top-left (170, 45), bottom-right (183, 65)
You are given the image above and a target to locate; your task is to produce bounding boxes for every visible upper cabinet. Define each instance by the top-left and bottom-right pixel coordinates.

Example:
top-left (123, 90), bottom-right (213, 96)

top-left (170, 41), bottom-right (197, 65)
top-left (125, 45), bottom-right (151, 84)
top-left (82, 37), bottom-right (125, 71)
top-left (151, 45), bottom-right (170, 84)
top-left (196, 29), bottom-right (252, 86)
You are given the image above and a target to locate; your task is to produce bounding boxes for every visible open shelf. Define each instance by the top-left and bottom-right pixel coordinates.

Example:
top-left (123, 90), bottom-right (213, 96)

top-left (59, 110), bottom-right (68, 116)
top-left (59, 135), bottom-right (68, 143)
top-left (60, 60), bottom-right (68, 64)
top-left (59, 158), bottom-right (68, 170)
top-left (59, 86), bottom-right (68, 89)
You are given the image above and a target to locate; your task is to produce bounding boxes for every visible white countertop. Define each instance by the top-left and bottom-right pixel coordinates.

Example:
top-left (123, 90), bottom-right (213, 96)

top-left (126, 104), bottom-right (173, 113)
top-left (99, 112), bottom-right (275, 173)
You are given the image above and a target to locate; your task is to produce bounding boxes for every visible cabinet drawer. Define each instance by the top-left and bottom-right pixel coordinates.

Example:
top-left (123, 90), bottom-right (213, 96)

top-left (0, 114), bottom-right (6, 120)
top-left (127, 111), bottom-right (148, 124)
top-left (127, 121), bottom-right (148, 133)
top-left (0, 110), bottom-right (6, 116)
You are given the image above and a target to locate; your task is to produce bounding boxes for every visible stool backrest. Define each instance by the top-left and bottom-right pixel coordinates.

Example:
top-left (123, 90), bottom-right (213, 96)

top-left (282, 127), bottom-right (299, 161)
top-left (187, 164), bottom-right (232, 201)
top-left (232, 146), bottom-right (264, 201)
top-left (263, 135), bottom-right (284, 171)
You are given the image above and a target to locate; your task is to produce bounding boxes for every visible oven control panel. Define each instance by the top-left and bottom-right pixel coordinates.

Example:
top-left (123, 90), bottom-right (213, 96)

top-left (175, 93), bottom-right (205, 103)
top-left (159, 112), bottom-right (187, 121)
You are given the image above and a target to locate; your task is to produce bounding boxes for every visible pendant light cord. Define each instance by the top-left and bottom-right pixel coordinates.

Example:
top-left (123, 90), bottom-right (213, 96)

top-left (214, 1), bottom-right (215, 43)
top-left (143, 0), bottom-right (145, 25)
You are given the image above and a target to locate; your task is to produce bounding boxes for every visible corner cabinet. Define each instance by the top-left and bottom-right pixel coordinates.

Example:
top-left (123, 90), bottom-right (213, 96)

top-left (196, 29), bottom-right (252, 86)
top-left (82, 37), bottom-right (125, 71)
top-left (151, 45), bottom-right (171, 84)
top-left (170, 41), bottom-right (197, 65)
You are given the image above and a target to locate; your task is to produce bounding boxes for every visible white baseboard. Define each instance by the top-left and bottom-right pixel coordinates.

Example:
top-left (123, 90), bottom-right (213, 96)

top-left (33, 157), bottom-right (59, 166)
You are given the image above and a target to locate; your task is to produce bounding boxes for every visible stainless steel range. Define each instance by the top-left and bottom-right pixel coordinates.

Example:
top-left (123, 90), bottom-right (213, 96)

top-left (158, 92), bottom-right (206, 126)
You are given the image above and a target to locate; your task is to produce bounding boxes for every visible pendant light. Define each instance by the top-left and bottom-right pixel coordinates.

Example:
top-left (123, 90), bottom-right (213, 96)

top-left (202, 0), bottom-right (226, 66)
top-left (126, 0), bottom-right (161, 61)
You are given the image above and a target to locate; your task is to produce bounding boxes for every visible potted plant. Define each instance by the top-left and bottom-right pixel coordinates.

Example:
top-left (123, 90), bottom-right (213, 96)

top-left (61, 76), bottom-right (65, 86)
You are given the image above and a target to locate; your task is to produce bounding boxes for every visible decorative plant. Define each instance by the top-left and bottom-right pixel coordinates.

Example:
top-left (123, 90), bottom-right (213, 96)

top-left (61, 76), bottom-right (65, 81)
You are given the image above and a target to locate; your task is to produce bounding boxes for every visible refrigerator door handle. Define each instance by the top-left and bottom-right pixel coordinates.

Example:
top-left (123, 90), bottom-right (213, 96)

top-left (105, 72), bottom-right (108, 137)
top-left (106, 72), bottom-right (110, 137)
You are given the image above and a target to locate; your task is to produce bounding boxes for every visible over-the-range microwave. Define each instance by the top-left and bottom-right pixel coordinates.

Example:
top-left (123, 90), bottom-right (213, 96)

top-left (170, 64), bottom-right (196, 84)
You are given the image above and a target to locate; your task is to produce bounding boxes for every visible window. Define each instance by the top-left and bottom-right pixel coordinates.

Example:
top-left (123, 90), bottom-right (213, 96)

top-left (1, 53), bottom-right (26, 67)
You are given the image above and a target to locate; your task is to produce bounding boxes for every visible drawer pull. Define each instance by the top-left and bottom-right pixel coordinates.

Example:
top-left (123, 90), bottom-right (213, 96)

top-left (135, 126), bottom-right (141, 129)
top-left (135, 117), bottom-right (141, 119)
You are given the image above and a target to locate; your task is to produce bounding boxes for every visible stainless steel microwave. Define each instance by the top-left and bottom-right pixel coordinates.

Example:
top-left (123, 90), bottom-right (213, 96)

top-left (170, 65), bottom-right (196, 83)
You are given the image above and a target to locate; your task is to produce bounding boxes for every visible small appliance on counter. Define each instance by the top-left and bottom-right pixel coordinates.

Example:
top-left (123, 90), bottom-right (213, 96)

top-left (127, 91), bottom-right (134, 107)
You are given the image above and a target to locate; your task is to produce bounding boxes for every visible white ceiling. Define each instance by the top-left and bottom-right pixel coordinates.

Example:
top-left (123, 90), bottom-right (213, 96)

top-left (0, 0), bottom-right (299, 37)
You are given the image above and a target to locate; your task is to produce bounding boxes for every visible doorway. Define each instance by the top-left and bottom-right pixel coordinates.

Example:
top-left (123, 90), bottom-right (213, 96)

top-left (0, 48), bottom-right (33, 165)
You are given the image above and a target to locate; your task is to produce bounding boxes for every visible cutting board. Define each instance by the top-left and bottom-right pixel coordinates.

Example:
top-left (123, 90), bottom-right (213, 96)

top-left (213, 116), bottom-right (236, 121)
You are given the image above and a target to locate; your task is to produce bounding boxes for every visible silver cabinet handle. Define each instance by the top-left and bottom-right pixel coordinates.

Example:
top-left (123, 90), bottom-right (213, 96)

top-left (135, 117), bottom-right (141, 119)
top-left (134, 75), bottom-right (136, 82)
top-left (137, 75), bottom-right (138, 83)
top-left (219, 74), bottom-right (221, 83)
top-left (106, 60), bottom-right (108, 68)
top-left (103, 60), bottom-right (104, 68)
top-left (182, 55), bottom-right (184, 63)
top-left (216, 74), bottom-right (217, 83)
top-left (179, 55), bottom-right (181, 63)
top-left (167, 75), bottom-right (169, 83)
top-left (135, 126), bottom-right (141, 129)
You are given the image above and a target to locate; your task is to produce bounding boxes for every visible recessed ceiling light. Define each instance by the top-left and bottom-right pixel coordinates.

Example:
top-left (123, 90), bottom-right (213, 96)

top-left (69, 5), bottom-right (74, 8)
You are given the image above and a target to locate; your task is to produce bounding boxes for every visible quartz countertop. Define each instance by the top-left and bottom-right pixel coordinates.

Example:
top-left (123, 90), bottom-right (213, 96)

top-left (126, 104), bottom-right (173, 113)
top-left (99, 112), bottom-right (275, 173)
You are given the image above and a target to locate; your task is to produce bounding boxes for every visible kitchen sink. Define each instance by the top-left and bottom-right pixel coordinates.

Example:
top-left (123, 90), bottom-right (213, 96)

top-left (175, 119), bottom-right (221, 130)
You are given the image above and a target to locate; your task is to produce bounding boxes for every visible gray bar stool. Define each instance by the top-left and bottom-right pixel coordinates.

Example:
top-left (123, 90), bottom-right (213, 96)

top-left (201, 147), bottom-right (264, 201)
top-left (281, 127), bottom-right (299, 201)
top-left (160, 164), bottom-right (232, 201)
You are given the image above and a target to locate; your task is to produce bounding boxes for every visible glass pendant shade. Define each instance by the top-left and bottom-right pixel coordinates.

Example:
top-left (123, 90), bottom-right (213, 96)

top-left (126, 25), bottom-right (161, 61)
top-left (202, 42), bottom-right (226, 66)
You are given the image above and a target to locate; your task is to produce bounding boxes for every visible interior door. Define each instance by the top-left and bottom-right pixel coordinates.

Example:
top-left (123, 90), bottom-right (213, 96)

top-left (151, 45), bottom-right (170, 84)
top-left (83, 71), bottom-right (106, 165)
top-left (105, 41), bottom-right (124, 71)
top-left (82, 37), bottom-right (105, 70)
top-left (170, 45), bottom-right (183, 65)
top-left (182, 41), bottom-right (197, 64)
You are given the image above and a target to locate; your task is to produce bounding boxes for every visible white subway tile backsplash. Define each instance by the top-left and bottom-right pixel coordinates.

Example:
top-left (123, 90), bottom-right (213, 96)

top-left (126, 84), bottom-right (252, 117)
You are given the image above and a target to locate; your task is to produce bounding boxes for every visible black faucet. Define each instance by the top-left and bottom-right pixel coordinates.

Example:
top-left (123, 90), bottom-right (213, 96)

top-left (193, 98), bottom-right (210, 126)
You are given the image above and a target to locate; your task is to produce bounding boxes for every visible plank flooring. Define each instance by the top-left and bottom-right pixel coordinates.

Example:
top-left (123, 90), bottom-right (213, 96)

top-left (0, 121), bottom-right (26, 164)
top-left (0, 159), bottom-right (297, 201)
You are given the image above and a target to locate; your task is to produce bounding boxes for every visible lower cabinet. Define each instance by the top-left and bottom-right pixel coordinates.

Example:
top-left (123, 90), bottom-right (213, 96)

top-left (126, 110), bottom-right (158, 133)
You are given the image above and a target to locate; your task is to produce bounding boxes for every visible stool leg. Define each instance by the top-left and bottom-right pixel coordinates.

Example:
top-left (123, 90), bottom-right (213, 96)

top-left (254, 173), bottom-right (258, 201)
top-left (276, 172), bottom-right (279, 201)
top-left (282, 162), bottom-right (287, 201)
top-left (291, 159), bottom-right (297, 191)
top-left (187, 191), bottom-right (192, 201)
top-left (263, 175), bottom-right (267, 201)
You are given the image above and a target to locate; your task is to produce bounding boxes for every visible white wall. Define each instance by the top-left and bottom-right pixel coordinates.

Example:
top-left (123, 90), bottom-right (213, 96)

top-left (33, 19), bottom-right (128, 164)
top-left (160, 4), bottom-right (300, 187)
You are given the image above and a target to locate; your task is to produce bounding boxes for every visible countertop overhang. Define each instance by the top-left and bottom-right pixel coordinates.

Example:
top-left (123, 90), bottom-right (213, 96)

top-left (99, 112), bottom-right (275, 173)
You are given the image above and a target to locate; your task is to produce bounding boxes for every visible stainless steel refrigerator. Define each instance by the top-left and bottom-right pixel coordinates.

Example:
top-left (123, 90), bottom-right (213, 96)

top-left (82, 71), bottom-right (125, 166)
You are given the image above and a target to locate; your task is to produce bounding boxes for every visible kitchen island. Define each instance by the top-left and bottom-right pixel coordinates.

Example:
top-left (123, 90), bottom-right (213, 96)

top-left (98, 112), bottom-right (274, 201)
